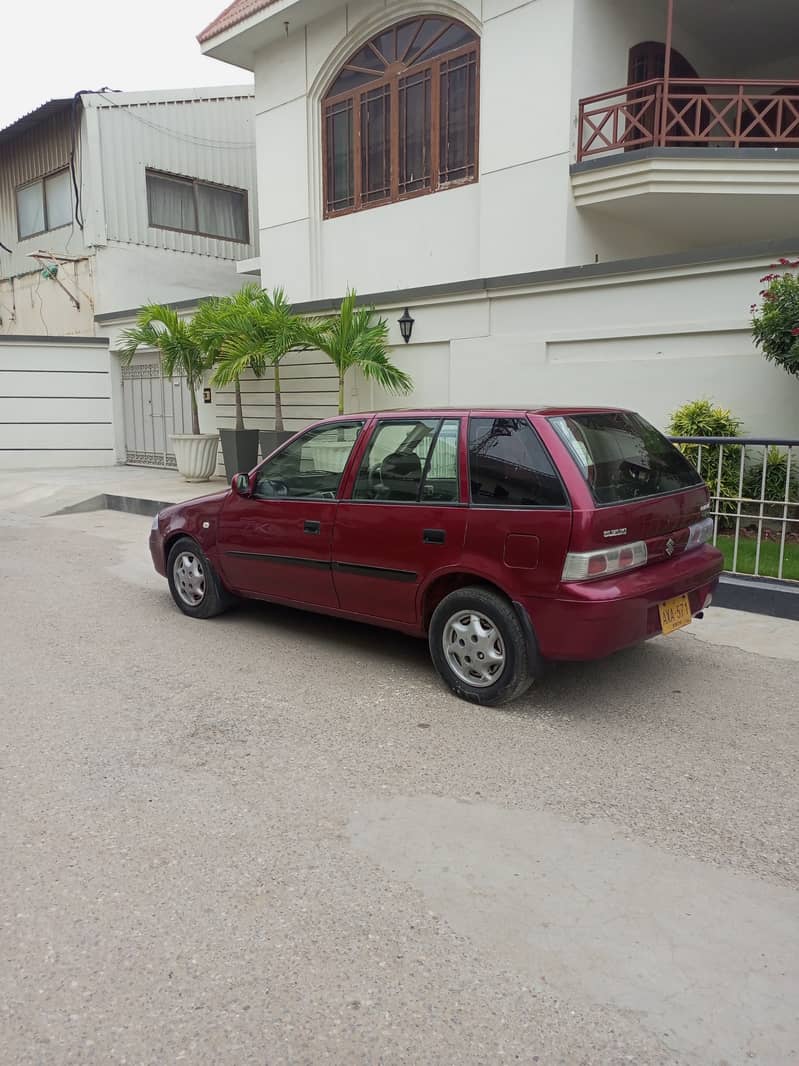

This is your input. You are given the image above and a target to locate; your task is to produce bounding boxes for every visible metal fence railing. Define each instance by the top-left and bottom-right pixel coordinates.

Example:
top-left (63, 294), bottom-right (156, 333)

top-left (670, 436), bottom-right (799, 582)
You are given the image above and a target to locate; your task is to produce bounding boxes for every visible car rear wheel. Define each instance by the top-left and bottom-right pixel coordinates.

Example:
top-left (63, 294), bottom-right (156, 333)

top-left (166, 537), bottom-right (232, 619)
top-left (428, 587), bottom-right (536, 706)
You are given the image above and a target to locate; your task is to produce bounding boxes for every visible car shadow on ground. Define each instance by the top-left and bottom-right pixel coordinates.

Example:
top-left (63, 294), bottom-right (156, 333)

top-left (224, 596), bottom-right (690, 723)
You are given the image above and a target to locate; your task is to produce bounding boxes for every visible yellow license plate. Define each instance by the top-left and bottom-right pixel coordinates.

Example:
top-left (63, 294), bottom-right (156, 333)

top-left (658, 594), bottom-right (692, 635)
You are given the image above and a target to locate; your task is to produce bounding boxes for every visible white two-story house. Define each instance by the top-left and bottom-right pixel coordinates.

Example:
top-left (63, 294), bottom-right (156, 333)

top-left (199, 0), bottom-right (799, 435)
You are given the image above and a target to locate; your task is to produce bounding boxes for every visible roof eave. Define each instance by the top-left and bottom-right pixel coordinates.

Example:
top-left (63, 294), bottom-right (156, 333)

top-left (0, 98), bottom-right (74, 148)
top-left (198, 0), bottom-right (309, 70)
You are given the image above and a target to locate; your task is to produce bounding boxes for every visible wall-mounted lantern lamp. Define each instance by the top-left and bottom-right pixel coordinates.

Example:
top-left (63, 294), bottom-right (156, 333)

top-left (398, 307), bottom-right (415, 344)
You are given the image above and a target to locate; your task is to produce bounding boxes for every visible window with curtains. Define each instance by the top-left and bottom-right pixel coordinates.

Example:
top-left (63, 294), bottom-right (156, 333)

top-left (16, 168), bottom-right (72, 239)
top-left (323, 16), bottom-right (479, 217)
top-left (145, 170), bottom-right (249, 242)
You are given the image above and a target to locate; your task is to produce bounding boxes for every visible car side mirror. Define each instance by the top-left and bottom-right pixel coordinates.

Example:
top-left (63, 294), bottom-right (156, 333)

top-left (232, 473), bottom-right (251, 497)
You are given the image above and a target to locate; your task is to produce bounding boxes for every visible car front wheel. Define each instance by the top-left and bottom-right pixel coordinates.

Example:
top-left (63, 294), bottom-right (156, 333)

top-left (166, 537), bottom-right (232, 619)
top-left (428, 587), bottom-right (537, 706)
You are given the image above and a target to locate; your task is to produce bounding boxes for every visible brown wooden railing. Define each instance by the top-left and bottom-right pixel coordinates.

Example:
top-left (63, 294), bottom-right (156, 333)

top-left (578, 78), bottom-right (799, 162)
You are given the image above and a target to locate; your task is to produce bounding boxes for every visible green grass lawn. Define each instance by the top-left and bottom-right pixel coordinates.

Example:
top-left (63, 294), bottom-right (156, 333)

top-left (716, 535), bottom-right (799, 581)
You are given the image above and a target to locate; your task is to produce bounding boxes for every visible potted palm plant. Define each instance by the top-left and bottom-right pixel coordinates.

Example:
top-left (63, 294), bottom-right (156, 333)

top-left (304, 289), bottom-right (412, 414)
top-left (211, 286), bottom-right (311, 460)
top-left (193, 287), bottom-right (262, 479)
top-left (119, 304), bottom-right (218, 482)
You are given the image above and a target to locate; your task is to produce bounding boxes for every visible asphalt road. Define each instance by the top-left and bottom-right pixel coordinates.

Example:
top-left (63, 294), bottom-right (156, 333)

top-left (1, 504), bottom-right (798, 1065)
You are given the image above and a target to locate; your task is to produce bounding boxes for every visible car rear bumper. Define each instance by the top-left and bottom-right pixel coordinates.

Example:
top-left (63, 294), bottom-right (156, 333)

top-left (526, 545), bottom-right (723, 661)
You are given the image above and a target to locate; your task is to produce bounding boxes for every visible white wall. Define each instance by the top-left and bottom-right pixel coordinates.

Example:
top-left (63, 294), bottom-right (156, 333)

top-left (93, 244), bottom-right (244, 318)
top-left (253, 0), bottom-right (588, 301)
top-left (0, 338), bottom-right (115, 468)
top-left (0, 259), bottom-right (96, 337)
top-left (349, 254), bottom-right (799, 439)
top-left (321, 184), bottom-right (481, 296)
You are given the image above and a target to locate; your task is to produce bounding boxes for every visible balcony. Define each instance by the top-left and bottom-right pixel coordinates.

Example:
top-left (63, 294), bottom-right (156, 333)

top-left (571, 78), bottom-right (799, 240)
top-left (578, 78), bottom-right (799, 161)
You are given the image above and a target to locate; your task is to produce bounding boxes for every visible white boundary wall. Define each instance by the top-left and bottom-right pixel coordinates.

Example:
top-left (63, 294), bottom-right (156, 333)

top-left (350, 252), bottom-right (799, 438)
top-left (0, 337), bottom-right (116, 468)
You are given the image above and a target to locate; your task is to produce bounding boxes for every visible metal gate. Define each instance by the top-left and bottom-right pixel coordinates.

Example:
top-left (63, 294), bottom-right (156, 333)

top-left (121, 362), bottom-right (193, 468)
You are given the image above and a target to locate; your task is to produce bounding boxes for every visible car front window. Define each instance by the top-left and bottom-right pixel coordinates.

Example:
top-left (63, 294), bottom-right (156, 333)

top-left (253, 422), bottom-right (363, 500)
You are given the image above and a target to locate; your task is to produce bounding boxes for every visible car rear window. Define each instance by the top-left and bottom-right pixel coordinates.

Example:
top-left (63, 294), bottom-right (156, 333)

top-left (549, 411), bottom-right (703, 505)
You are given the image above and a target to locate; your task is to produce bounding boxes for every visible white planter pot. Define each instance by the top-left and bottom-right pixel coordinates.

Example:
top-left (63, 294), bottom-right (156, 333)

top-left (169, 434), bottom-right (218, 482)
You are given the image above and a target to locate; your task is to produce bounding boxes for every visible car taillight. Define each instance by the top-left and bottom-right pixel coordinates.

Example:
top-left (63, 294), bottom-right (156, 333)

top-left (685, 517), bottom-right (714, 552)
top-left (562, 540), bottom-right (648, 582)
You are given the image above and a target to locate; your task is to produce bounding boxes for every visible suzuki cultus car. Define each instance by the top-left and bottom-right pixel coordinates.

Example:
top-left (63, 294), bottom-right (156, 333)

top-left (150, 408), bottom-right (722, 706)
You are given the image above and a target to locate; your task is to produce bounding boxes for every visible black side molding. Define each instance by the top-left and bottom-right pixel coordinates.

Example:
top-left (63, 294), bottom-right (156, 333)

top-left (333, 561), bottom-right (417, 584)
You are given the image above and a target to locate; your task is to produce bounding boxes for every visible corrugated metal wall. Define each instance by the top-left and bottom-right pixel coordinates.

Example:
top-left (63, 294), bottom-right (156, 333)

top-left (0, 111), bottom-right (90, 280)
top-left (94, 93), bottom-right (259, 260)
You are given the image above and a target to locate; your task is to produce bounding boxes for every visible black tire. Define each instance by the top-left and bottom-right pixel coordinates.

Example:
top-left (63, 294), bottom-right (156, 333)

top-left (428, 586), bottom-right (538, 706)
top-left (166, 536), bottom-right (233, 619)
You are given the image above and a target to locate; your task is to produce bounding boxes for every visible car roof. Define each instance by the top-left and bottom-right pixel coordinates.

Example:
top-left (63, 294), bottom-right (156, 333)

top-left (325, 405), bottom-right (628, 419)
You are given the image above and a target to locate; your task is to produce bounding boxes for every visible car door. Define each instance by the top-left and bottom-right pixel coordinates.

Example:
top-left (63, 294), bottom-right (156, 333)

top-left (463, 415), bottom-right (573, 599)
top-left (217, 420), bottom-right (364, 608)
top-left (332, 417), bottom-right (468, 624)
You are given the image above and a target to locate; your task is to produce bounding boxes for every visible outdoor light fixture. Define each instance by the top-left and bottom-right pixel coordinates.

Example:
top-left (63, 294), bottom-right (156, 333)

top-left (398, 308), bottom-right (415, 344)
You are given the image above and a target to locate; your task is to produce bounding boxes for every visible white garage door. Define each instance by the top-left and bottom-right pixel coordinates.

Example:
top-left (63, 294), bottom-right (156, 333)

top-left (0, 336), bottom-right (115, 468)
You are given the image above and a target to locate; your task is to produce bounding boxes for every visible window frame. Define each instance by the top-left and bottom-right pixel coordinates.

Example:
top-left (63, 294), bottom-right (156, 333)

top-left (348, 416), bottom-right (465, 506)
top-left (145, 168), bottom-right (250, 244)
top-left (467, 416), bottom-right (572, 512)
top-left (322, 20), bottom-right (480, 219)
top-left (15, 166), bottom-right (72, 241)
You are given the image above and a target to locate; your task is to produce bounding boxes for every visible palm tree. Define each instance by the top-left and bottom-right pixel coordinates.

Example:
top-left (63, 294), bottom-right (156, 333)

top-left (192, 285), bottom-right (262, 431)
top-left (119, 304), bottom-right (213, 436)
top-left (306, 289), bottom-right (412, 414)
top-left (209, 286), bottom-right (309, 433)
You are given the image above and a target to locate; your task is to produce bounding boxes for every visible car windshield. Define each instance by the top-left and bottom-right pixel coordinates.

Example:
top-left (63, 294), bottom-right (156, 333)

top-left (549, 411), bottom-right (703, 505)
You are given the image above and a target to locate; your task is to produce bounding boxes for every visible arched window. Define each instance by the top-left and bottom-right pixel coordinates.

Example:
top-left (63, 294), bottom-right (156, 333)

top-left (323, 16), bottom-right (480, 217)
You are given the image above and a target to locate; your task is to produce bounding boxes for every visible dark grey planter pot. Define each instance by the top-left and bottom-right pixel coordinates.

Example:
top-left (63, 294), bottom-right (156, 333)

top-left (219, 428), bottom-right (260, 480)
top-left (259, 429), bottom-right (294, 460)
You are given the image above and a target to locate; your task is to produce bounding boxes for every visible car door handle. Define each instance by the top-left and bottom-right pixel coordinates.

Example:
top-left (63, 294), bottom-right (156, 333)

top-left (423, 528), bottom-right (446, 544)
top-left (304, 520), bottom-right (321, 535)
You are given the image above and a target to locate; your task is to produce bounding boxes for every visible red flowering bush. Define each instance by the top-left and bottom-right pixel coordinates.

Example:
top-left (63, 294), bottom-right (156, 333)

top-left (751, 258), bottom-right (799, 380)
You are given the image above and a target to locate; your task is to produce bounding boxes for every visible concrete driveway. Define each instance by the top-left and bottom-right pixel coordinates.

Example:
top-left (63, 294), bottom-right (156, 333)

top-left (1, 476), bottom-right (798, 1065)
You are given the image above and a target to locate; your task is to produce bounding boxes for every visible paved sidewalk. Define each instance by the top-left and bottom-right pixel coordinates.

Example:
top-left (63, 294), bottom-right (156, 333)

top-left (688, 604), bottom-right (799, 662)
top-left (0, 464), bottom-right (226, 517)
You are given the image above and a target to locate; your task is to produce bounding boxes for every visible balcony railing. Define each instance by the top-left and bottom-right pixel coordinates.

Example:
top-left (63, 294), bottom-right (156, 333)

top-left (578, 78), bottom-right (799, 162)
top-left (670, 436), bottom-right (799, 583)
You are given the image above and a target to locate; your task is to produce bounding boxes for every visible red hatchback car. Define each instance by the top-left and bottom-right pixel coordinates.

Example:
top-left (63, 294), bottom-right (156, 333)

top-left (150, 408), bottom-right (722, 705)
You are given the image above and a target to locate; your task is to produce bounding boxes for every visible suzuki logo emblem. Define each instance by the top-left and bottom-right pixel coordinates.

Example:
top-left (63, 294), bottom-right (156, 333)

top-left (665, 537), bottom-right (676, 557)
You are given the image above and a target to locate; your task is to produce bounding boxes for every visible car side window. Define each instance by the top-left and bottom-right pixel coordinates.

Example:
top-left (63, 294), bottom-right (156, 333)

top-left (352, 418), bottom-right (460, 503)
top-left (468, 417), bottom-right (567, 507)
top-left (253, 422), bottom-right (363, 500)
top-left (422, 419), bottom-right (460, 502)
